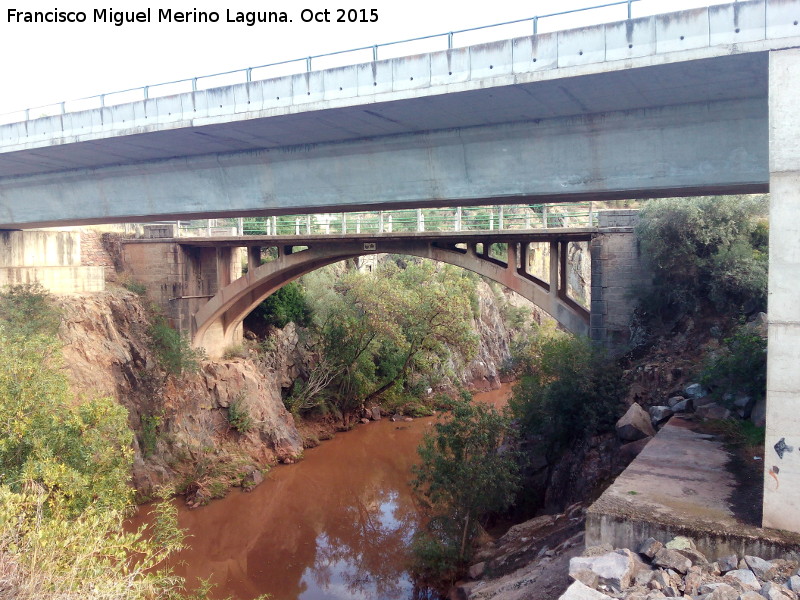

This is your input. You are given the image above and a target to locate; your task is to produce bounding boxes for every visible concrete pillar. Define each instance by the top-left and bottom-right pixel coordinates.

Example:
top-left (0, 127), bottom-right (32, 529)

top-left (271, 216), bottom-right (277, 235)
top-left (216, 247), bottom-right (233, 288)
top-left (455, 207), bottom-right (462, 231)
top-left (499, 206), bottom-right (504, 230)
top-left (559, 241), bottom-right (568, 299)
top-left (763, 48), bottom-right (800, 534)
top-left (417, 209), bottom-right (424, 232)
top-left (247, 246), bottom-right (261, 273)
top-left (549, 240), bottom-right (559, 297)
top-left (306, 214), bottom-right (312, 235)
top-left (342, 213), bottom-right (347, 233)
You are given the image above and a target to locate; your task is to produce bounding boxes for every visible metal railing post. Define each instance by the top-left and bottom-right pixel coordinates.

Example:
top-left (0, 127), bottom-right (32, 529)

top-left (498, 205), bottom-right (504, 230)
top-left (455, 207), bottom-right (462, 231)
top-left (627, 0), bottom-right (633, 19)
top-left (416, 209), bottom-right (424, 232)
top-left (306, 214), bottom-right (312, 234)
top-left (342, 213), bottom-right (347, 233)
top-left (237, 217), bottom-right (244, 236)
top-left (272, 216), bottom-right (277, 235)
top-left (379, 211), bottom-right (384, 233)
top-left (295, 218), bottom-right (301, 236)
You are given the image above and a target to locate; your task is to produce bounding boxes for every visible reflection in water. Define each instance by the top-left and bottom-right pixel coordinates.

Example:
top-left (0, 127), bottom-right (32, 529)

top-left (130, 384), bottom-right (512, 600)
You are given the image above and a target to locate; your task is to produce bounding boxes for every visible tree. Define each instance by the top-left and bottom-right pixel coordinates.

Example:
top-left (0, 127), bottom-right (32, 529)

top-left (636, 195), bottom-right (768, 321)
top-left (411, 398), bottom-right (520, 581)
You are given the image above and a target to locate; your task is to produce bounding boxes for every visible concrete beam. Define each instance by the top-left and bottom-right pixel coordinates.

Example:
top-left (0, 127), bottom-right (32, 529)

top-left (0, 98), bottom-right (767, 228)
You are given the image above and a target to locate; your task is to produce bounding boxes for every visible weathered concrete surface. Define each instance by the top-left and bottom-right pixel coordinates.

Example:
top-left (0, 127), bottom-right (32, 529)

top-left (764, 47), bottom-right (800, 534)
top-left (587, 417), bottom-right (800, 560)
top-left (590, 210), bottom-right (649, 352)
top-left (0, 231), bottom-right (104, 294)
top-left (3, 1), bottom-right (798, 227)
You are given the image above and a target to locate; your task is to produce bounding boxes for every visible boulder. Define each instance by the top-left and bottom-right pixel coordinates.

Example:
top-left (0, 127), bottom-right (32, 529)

top-left (751, 399), bottom-right (767, 428)
top-left (684, 383), bottom-right (708, 399)
top-left (760, 582), bottom-right (796, 600)
top-left (371, 406), bottom-right (381, 421)
top-left (649, 406), bottom-right (674, 426)
top-left (734, 394), bottom-right (756, 419)
top-left (652, 548), bottom-right (692, 574)
top-left (665, 536), bottom-right (695, 551)
top-left (620, 437), bottom-right (653, 461)
top-left (558, 581), bottom-right (615, 599)
top-left (745, 555), bottom-right (777, 580)
top-left (616, 403), bottom-right (657, 442)
top-left (667, 396), bottom-right (686, 408)
top-left (639, 538), bottom-right (664, 559)
top-left (724, 568), bottom-right (760, 590)
top-left (788, 576), bottom-right (800, 592)
top-left (241, 466), bottom-right (264, 492)
top-left (718, 554), bottom-right (739, 574)
top-left (467, 561), bottom-right (485, 580)
top-left (569, 551), bottom-right (636, 591)
top-left (671, 398), bottom-right (694, 413)
top-left (696, 402), bottom-right (732, 420)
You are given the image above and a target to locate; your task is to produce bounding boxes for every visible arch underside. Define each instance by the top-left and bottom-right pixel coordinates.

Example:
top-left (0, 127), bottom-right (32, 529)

top-left (192, 239), bottom-right (590, 356)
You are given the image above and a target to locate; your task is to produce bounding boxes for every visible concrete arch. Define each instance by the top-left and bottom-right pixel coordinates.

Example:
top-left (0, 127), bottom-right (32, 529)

top-left (192, 238), bottom-right (590, 357)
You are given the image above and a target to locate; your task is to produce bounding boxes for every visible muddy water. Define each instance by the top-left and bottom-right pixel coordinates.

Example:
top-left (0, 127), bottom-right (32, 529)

top-left (135, 384), bottom-right (513, 600)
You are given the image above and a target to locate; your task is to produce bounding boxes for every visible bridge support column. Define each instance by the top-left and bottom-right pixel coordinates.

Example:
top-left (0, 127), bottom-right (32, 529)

top-left (216, 247), bottom-right (234, 288)
top-left (763, 48), bottom-right (800, 534)
top-left (590, 210), bottom-right (648, 354)
top-left (549, 241), bottom-right (559, 298)
top-left (247, 246), bottom-right (261, 273)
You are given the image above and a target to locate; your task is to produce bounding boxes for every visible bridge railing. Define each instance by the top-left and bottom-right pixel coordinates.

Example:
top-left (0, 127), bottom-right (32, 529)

top-left (0, 1), bottom-right (649, 124)
top-left (165, 203), bottom-right (598, 238)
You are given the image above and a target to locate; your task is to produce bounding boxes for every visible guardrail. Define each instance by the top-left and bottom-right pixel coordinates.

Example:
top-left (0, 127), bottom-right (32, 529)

top-left (0, 0), bottom-right (646, 123)
top-left (132, 203), bottom-right (600, 237)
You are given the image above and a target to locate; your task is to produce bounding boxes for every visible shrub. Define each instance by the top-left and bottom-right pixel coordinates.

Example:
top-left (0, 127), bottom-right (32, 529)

top-left (636, 195), bottom-right (768, 321)
top-left (701, 323), bottom-right (767, 405)
top-left (412, 399), bottom-right (520, 581)
top-left (227, 394), bottom-right (254, 434)
top-left (508, 331), bottom-right (626, 460)
top-left (148, 313), bottom-right (203, 376)
top-left (222, 343), bottom-right (248, 360)
top-left (249, 281), bottom-right (312, 328)
top-left (0, 283), bottom-right (61, 338)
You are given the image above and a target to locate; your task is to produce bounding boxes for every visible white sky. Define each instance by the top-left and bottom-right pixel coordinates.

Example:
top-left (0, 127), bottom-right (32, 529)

top-left (0, 0), bottom-right (723, 117)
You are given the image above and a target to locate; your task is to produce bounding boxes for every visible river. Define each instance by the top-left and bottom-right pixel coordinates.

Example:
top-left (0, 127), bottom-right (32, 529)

top-left (131, 384), bottom-right (512, 600)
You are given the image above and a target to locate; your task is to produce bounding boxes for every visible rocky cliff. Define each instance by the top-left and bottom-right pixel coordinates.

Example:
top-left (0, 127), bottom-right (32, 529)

top-left (57, 289), bottom-right (304, 501)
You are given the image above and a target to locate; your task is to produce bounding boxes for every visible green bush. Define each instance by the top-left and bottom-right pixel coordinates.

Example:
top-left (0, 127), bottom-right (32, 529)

top-left (412, 399), bottom-right (520, 581)
top-left (249, 281), bottom-right (313, 328)
top-left (508, 331), bottom-right (626, 460)
top-left (148, 314), bottom-right (203, 376)
top-left (227, 394), bottom-right (254, 434)
top-left (0, 283), bottom-right (61, 338)
top-left (701, 323), bottom-right (767, 404)
top-left (636, 195), bottom-right (768, 321)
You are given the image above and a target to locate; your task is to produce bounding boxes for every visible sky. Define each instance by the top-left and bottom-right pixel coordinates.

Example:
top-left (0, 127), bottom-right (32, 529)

top-left (0, 0), bottom-right (724, 117)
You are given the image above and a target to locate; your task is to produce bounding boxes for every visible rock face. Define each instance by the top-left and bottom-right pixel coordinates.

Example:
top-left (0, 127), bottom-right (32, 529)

top-left (616, 403), bottom-right (657, 442)
top-left (57, 289), bottom-right (304, 499)
top-left (460, 281), bottom-right (513, 390)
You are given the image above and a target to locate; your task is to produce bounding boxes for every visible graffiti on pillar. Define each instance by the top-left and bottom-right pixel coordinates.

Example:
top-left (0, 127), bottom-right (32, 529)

top-left (769, 465), bottom-right (780, 491)
top-left (774, 437), bottom-right (794, 460)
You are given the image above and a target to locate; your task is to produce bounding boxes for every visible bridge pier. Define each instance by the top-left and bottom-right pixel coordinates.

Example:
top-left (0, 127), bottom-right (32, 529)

top-left (763, 48), bottom-right (800, 534)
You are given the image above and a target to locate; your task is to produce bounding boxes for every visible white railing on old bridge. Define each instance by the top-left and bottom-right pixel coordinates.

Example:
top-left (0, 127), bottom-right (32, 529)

top-left (130, 202), bottom-right (601, 238)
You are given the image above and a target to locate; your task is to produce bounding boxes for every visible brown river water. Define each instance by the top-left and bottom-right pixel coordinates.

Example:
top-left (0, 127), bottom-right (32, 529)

top-left (131, 384), bottom-right (512, 600)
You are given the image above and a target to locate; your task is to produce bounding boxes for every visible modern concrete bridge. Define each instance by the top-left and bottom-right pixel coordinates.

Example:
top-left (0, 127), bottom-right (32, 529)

top-left (1, 0), bottom-right (799, 535)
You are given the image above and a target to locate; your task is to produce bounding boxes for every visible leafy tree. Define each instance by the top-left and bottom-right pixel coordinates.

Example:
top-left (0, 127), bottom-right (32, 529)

top-left (636, 195), bottom-right (768, 321)
top-left (507, 329), bottom-right (626, 461)
top-left (411, 399), bottom-right (520, 583)
top-left (701, 322), bottom-right (767, 405)
top-left (248, 281), bottom-right (313, 328)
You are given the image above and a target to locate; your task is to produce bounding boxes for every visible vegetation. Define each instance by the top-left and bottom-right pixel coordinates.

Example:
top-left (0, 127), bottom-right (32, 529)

top-left (148, 312), bottom-right (204, 376)
top-left (411, 398), bottom-right (520, 587)
top-left (227, 394), bottom-right (254, 434)
top-left (290, 260), bottom-right (479, 419)
top-left (701, 322), bottom-right (767, 405)
top-left (249, 281), bottom-right (313, 329)
top-left (0, 284), bottom-right (197, 599)
top-left (508, 327), bottom-right (626, 462)
top-left (635, 195), bottom-right (768, 322)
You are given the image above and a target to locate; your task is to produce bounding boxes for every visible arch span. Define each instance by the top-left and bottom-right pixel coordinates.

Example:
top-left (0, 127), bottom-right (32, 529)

top-left (192, 238), bottom-right (590, 356)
